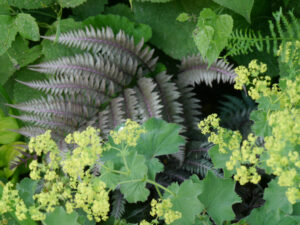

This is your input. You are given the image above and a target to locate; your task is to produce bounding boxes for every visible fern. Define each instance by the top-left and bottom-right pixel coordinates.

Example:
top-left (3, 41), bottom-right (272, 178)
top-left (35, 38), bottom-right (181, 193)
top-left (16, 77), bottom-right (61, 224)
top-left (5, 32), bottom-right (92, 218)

top-left (219, 94), bottom-right (256, 137)
top-left (226, 10), bottom-right (299, 57)
top-left (111, 190), bottom-right (126, 219)
top-left (10, 25), bottom-right (238, 186)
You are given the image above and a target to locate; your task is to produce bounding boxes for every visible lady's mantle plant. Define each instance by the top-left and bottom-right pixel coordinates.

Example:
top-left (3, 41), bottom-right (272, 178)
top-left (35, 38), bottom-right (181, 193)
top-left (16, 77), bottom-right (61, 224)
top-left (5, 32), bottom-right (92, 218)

top-left (0, 118), bottom-right (241, 225)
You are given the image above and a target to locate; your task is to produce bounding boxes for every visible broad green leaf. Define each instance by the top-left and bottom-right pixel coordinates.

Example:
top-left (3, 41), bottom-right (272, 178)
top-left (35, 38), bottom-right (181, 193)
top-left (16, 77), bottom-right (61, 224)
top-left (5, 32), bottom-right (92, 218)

top-left (0, 115), bottom-right (20, 144)
top-left (137, 118), bottom-right (185, 158)
top-left (44, 207), bottom-right (80, 225)
top-left (198, 171), bottom-right (241, 225)
top-left (212, 0), bottom-right (254, 23)
top-left (133, 0), bottom-right (219, 59)
top-left (16, 178), bottom-right (38, 207)
top-left (15, 13), bottom-right (40, 41)
top-left (13, 69), bottom-right (46, 103)
top-left (76, 209), bottom-right (95, 225)
top-left (263, 179), bottom-right (293, 216)
top-left (57, 0), bottom-right (87, 8)
top-left (246, 206), bottom-right (298, 225)
top-left (0, 15), bottom-right (18, 55)
top-left (99, 161), bottom-right (121, 190)
top-left (164, 179), bottom-right (203, 225)
top-left (4, 0), bottom-right (53, 9)
top-left (194, 8), bottom-right (233, 66)
top-left (250, 110), bottom-right (272, 137)
top-left (104, 4), bottom-right (134, 21)
top-left (0, 36), bottom-right (41, 85)
top-left (119, 152), bottom-right (149, 203)
top-left (208, 145), bottom-right (232, 177)
top-left (72, 0), bottom-right (107, 20)
top-left (136, 118), bottom-right (184, 179)
top-left (257, 95), bottom-right (281, 111)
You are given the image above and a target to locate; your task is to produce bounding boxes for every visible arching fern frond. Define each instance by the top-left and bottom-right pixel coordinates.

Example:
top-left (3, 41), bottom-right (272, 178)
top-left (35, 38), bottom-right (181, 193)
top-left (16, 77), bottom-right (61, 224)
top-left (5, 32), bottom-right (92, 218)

top-left (219, 94), bottom-right (256, 137)
top-left (111, 190), bottom-right (126, 219)
top-left (226, 10), bottom-right (299, 57)
top-left (42, 26), bottom-right (158, 71)
top-left (28, 53), bottom-right (133, 87)
top-left (177, 54), bottom-right (236, 87)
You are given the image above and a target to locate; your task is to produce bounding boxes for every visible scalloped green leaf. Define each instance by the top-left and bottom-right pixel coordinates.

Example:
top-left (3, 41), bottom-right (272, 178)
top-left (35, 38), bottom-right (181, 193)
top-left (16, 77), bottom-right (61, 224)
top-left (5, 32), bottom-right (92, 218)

top-left (99, 161), bottom-right (121, 190)
top-left (4, 0), bottom-right (53, 9)
top-left (0, 15), bottom-right (18, 55)
top-left (250, 110), bottom-right (272, 137)
top-left (57, 0), bottom-right (87, 8)
top-left (15, 13), bottom-right (40, 41)
top-left (119, 152), bottom-right (149, 203)
top-left (137, 118), bottom-right (185, 158)
top-left (16, 178), bottom-right (38, 207)
top-left (199, 171), bottom-right (241, 225)
top-left (44, 207), bottom-right (80, 225)
top-left (263, 179), bottom-right (293, 216)
top-left (208, 145), bottom-right (232, 177)
top-left (212, 0), bottom-right (254, 23)
top-left (164, 179), bottom-right (203, 225)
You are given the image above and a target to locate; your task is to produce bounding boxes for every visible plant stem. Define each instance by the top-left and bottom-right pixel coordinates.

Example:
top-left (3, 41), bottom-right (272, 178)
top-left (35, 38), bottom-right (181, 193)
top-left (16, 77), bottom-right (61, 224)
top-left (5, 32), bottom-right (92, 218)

top-left (146, 179), bottom-right (174, 196)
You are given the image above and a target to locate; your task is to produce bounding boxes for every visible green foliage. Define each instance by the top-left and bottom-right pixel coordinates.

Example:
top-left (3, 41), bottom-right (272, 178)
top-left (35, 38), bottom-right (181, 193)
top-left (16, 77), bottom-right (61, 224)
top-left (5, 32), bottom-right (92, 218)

top-left (0, 15), bottom-right (18, 55)
top-left (212, 0), bottom-right (254, 23)
top-left (57, 0), bottom-right (87, 8)
top-left (16, 178), bottom-right (38, 207)
top-left (3, 0), bottom-right (53, 9)
top-left (133, 0), bottom-right (217, 59)
top-left (15, 13), bottom-right (40, 41)
top-left (193, 8), bottom-right (233, 66)
top-left (72, 0), bottom-right (107, 20)
top-left (0, 111), bottom-right (20, 144)
top-left (226, 10), bottom-right (300, 57)
top-left (44, 207), bottom-right (80, 225)
top-left (164, 179), bottom-right (204, 225)
top-left (198, 171), bottom-right (241, 225)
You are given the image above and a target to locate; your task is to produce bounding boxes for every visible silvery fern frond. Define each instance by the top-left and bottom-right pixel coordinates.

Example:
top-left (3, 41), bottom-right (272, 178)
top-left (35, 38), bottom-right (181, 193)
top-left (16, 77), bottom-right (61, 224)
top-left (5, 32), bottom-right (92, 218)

top-left (177, 54), bottom-right (237, 87)
top-left (42, 26), bottom-right (158, 71)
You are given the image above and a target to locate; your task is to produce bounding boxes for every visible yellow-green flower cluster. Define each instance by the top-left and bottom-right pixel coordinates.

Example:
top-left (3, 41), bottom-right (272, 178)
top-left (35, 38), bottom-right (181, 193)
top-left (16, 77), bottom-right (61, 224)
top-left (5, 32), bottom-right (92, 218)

top-left (0, 127), bottom-right (110, 222)
top-left (63, 126), bottom-right (104, 179)
top-left (110, 119), bottom-right (145, 147)
top-left (199, 116), bottom-right (263, 185)
top-left (234, 60), bottom-right (267, 90)
top-left (232, 59), bottom-right (299, 203)
top-left (0, 183), bottom-right (28, 221)
top-left (65, 178), bottom-right (110, 222)
top-left (277, 41), bottom-right (300, 65)
top-left (150, 198), bottom-right (182, 224)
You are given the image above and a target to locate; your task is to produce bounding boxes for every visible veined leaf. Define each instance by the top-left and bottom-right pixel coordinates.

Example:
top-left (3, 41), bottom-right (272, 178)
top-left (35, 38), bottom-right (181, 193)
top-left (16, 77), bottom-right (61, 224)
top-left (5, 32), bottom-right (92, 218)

top-left (15, 13), bottom-right (40, 41)
top-left (0, 114), bottom-right (20, 144)
top-left (212, 0), bottom-right (254, 23)
top-left (16, 178), bottom-right (38, 207)
top-left (164, 179), bottom-right (203, 225)
top-left (198, 171), bottom-right (241, 225)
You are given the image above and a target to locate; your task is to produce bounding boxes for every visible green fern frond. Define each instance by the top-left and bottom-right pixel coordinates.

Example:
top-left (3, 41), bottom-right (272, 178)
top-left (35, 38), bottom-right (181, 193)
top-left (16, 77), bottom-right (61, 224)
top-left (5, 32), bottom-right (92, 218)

top-left (227, 10), bottom-right (299, 57)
